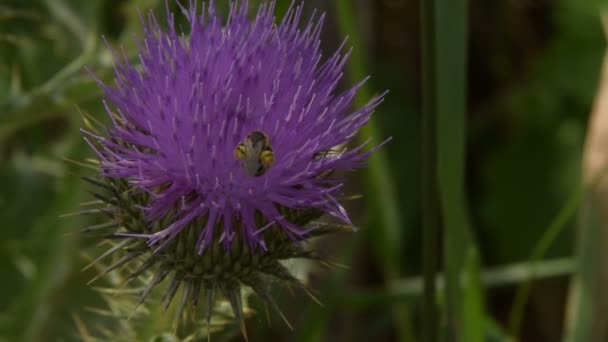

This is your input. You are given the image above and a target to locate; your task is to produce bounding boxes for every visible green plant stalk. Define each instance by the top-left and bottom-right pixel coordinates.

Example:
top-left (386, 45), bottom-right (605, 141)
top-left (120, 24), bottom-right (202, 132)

top-left (434, 0), bottom-right (476, 340)
top-left (341, 257), bottom-right (576, 309)
top-left (333, 0), bottom-right (403, 279)
top-left (508, 182), bottom-right (585, 337)
top-left (421, 0), bottom-right (440, 340)
top-left (332, 1), bottom-right (412, 341)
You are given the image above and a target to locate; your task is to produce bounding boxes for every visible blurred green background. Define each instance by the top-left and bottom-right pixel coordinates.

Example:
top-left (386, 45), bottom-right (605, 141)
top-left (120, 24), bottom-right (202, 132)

top-left (0, 0), bottom-right (605, 341)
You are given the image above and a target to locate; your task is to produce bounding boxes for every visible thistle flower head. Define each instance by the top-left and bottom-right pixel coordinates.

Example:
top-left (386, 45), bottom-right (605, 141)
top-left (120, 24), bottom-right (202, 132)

top-left (81, 0), bottom-right (385, 336)
top-left (87, 0), bottom-right (383, 252)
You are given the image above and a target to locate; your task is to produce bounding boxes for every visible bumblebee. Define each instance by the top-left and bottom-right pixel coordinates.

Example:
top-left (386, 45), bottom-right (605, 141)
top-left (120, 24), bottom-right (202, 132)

top-left (234, 130), bottom-right (275, 177)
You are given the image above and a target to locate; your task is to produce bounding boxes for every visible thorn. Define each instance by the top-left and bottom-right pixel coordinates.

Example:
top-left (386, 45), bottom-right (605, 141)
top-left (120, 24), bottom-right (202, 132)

top-left (62, 157), bottom-right (98, 170)
top-left (128, 268), bottom-right (170, 320)
top-left (161, 274), bottom-right (181, 311)
top-left (302, 286), bottom-right (323, 307)
top-left (72, 314), bottom-right (92, 342)
top-left (81, 239), bottom-right (131, 271)
top-left (191, 278), bottom-right (202, 306)
top-left (79, 200), bottom-right (104, 207)
top-left (337, 194), bottom-right (363, 201)
top-left (80, 221), bottom-right (119, 233)
top-left (263, 301), bottom-right (272, 327)
top-left (86, 251), bottom-right (140, 285)
top-left (79, 107), bottom-right (105, 133)
top-left (204, 286), bottom-right (215, 342)
top-left (241, 276), bottom-right (293, 331)
top-left (173, 281), bottom-right (191, 333)
top-left (80, 176), bottom-right (112, 190)
top-left (225, 287), bottom-right (248, 342)
top-left (119, 256), bottom-right (157, 287)
top-left (60, 208), bottom-right (110, 218)
top-left (88, 191), bottom-right (118, 206)
top-left (238, 314), bottom-right (248, 342)
top-left (320, 260), bottom-right (350, 270)
top-left (264, 293), bottom-right (293, 331)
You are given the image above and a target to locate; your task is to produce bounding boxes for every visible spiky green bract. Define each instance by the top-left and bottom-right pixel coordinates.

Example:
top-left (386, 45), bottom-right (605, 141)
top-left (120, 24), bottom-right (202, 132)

top-left (81, 173), bottom-right (351, 338)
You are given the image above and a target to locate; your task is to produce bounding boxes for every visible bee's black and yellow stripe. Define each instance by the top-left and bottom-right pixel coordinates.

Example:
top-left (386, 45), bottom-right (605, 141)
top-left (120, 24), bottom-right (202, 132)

top-left (235, 130), bottom-right (275, 176)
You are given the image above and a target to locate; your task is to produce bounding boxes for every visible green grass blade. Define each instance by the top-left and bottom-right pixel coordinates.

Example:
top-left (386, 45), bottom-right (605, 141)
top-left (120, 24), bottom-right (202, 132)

top-left (434, 0), bottom-right (478, 340)
top-left (344, 257), bottom-right (576, 308)
top-left (508, 181), bottom-right (585, 337)
top-left (332, 1), bottom-right (412, 340)
top-left (333, 0), bottom-right (404, 277)
top-left (420, 0), bottom-right (440, 339)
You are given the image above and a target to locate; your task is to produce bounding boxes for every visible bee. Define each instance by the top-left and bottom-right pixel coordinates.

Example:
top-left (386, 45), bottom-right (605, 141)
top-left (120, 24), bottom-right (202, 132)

top-left (312, 148), bottom-right (340, 179)
top-left (234, 130), bottom-right (275, 177)
top-left (313, 149), bottom-right (338, 161)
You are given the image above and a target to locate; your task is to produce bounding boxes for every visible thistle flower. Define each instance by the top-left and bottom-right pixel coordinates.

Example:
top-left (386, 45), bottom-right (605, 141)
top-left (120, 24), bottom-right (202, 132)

top-left (81, 0), bottom-right (385, 338)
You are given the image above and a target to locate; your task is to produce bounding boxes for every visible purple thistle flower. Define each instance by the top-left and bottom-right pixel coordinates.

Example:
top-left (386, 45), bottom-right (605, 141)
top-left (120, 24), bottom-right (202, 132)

top-left (80, 1), bottom-right (387, 336)
top-left (85, 0), bottom-right (384, 254)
